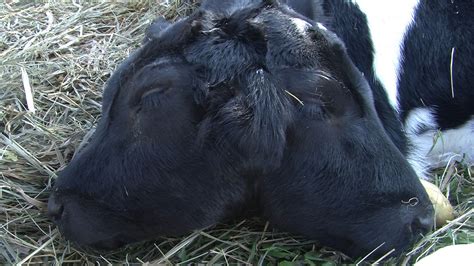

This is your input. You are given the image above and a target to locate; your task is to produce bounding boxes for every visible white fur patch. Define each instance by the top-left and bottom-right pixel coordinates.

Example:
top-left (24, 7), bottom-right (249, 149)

top-left (351, 0), bottom-right (420, 109)
top-left (317, 22), bottom-right (327, 31)
top-left (405, 108), bottom-right (474, 179)
top-left (290, 18), bottom-right (310, 34)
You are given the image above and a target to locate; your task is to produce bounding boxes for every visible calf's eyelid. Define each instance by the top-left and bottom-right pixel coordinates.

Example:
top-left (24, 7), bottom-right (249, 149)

top-left (297, 102), bottom-right (327, 120)
top-left (140, 87), bottom-right (169, 99)
top-left (133, 87), bottom-right (170, 109)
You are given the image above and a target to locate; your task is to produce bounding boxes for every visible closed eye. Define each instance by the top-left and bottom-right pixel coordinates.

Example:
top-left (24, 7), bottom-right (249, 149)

top-left (141, 87), bottom-right (169, 99)
top-left (138, 87), bottom-right (170, 109)
top-left (285, 89), bottom-right (328, 120)
top-left (298, 102), bottom-right (327, 120)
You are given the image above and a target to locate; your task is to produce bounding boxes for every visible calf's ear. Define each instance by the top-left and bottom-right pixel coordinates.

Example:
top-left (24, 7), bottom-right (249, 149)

top-left (143, 17), bottom-right (171, 44)
top-left (280, 0), bottom-right (325, 21)
top-left (142, 11), bottom-right (204, 49)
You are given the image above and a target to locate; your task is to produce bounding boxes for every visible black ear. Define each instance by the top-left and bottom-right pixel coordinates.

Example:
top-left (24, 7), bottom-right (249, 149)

top-left (281, 0), bottom-right (325, 21)
top-left (143, 13), bottom-right (203, 46)
top-left (143, 17), bottom-right (171, 44)
top-left (199, 0), bottom-right (268, 14)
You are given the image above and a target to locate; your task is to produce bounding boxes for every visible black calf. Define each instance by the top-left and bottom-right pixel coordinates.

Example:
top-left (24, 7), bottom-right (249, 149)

top-left (48, 0), bottom-right (434, 259)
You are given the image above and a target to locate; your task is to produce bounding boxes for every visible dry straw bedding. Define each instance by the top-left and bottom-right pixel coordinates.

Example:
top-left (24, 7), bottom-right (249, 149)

top-left (0, 1), bottom-right (472, 264)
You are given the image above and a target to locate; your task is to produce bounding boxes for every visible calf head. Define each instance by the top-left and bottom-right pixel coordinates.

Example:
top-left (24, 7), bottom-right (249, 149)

top-left (48, 0), bottom-right (434, 259)
top-left (48, 16), bottom-right (250, 249)
top-left (184, 0), bottom-right (434, 258)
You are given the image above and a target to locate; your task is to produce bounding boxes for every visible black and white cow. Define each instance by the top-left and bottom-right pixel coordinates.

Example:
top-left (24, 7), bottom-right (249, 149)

top-left (288, 0), bottom-right (473, 177)
top-left (335, 0), bottom-right (473, 177)
top-left (47, 0), bottom-right (472, 260)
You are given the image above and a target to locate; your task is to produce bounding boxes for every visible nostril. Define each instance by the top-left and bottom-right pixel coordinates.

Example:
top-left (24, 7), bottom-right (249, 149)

top-left (47, 194), bottom-right (64, 222)
top-left (411, 211), bottom-right (434, 235)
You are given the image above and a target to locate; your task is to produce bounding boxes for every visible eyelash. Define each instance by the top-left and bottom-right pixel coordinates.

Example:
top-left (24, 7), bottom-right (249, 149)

top-left (139, 92), bottom-right (162, 109)
top-left (138, 87), bottom-right (170, 109)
